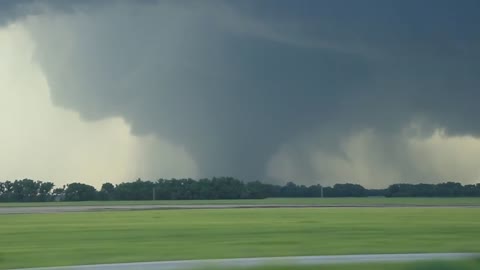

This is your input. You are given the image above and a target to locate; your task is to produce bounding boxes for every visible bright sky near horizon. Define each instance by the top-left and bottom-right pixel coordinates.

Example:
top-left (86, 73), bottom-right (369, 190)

top-left (0, 24), bottom-right (197, 187)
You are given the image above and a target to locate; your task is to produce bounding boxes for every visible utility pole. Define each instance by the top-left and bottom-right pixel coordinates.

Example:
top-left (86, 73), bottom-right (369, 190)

top-left (153, 187), bottom-right (156, 201)
top-left (320, 185), bottom-right (324, 198)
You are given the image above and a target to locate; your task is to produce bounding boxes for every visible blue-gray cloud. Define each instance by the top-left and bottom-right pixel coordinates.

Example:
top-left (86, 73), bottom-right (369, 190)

top-left (4, 0), bottom-right (480, 182)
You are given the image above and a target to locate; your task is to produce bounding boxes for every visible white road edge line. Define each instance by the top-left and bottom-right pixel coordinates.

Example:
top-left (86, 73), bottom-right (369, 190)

top-left (12, 253), bottom-right (479, 270)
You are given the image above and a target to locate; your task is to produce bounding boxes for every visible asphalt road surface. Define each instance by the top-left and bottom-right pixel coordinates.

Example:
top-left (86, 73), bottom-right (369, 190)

top-left (12, 253), bottom-right (479, 270)
top-left (2, 204), bottom-right (480, 214)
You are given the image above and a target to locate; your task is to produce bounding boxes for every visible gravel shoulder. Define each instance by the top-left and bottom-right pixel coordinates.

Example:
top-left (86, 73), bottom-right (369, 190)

top-left (2, 204), bottom-right (480, 214)
top-left (12, 253), bottom-right (479, 270)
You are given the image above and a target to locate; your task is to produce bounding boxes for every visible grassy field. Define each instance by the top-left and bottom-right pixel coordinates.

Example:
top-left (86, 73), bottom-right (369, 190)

top-left (1, 197), bottom-right (480, 207)
top-left (1, 208), bottom-right (479, 269)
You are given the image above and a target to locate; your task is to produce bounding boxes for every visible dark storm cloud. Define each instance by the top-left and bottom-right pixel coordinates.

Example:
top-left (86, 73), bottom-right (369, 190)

top-left (0, 0), bottom-right (156, 26)
top-left (0, 0), bottom-right (31, 25)
top-left (15, 0), bottom-right (480, 181)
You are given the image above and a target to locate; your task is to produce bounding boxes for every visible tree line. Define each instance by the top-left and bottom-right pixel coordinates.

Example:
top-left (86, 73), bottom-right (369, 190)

top-left (385, 182), bottom-right (480, 197)
top-left (0, 178), bottom-right (479, 202)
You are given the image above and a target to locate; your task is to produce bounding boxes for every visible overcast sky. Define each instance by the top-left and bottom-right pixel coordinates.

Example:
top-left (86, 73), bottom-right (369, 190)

top-left (1, 0), bottom-right (479, 187)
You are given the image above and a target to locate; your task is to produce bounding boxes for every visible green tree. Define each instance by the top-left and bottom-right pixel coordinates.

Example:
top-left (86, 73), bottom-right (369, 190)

top-left (98, 182), bottom-right (115, 200)
top-left (64, 183), bottom-right (97, 201)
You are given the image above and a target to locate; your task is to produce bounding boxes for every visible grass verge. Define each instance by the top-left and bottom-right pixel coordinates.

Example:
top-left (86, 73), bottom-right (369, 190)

top-left (1, 208), bottom-right (479, 269)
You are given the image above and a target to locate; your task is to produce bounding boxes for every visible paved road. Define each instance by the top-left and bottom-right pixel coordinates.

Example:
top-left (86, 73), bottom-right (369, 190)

top-left (1, 204), bottom-right (480, 214)
top-left (12, 253), bottom-right (479, 270)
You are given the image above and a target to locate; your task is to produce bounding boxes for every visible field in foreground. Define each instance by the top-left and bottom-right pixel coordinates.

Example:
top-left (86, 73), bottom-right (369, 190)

top-left (207, 259), bottom-right (480, 270)
top-left (2, 197), bottom-right (480, 207)
top-left (1, 208), bottom-right (480, 269)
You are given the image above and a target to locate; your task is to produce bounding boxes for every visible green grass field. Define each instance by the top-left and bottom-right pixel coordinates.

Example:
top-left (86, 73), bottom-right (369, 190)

top-left (2, 197), bottom-right (480, 207)
top-left (1, 208), bottom-right (479, 269)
